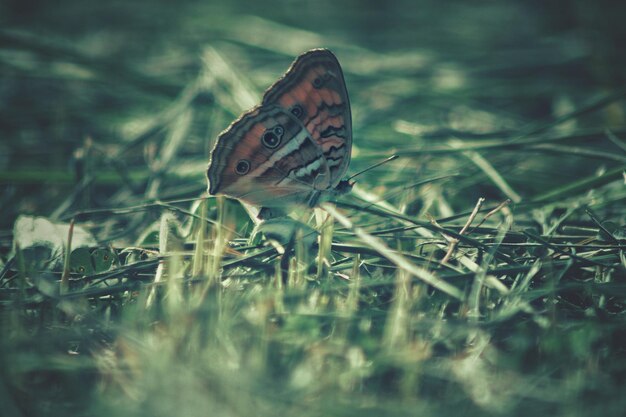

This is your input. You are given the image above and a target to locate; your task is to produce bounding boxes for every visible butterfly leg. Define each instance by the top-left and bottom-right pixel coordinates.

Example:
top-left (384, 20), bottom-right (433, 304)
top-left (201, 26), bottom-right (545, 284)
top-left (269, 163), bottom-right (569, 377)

top-left (306, 191), bottom-right (322, 207)
top-left (251, 217), bottom-right (319, 283)
top-left (305, 180), bottom-right (352, 208)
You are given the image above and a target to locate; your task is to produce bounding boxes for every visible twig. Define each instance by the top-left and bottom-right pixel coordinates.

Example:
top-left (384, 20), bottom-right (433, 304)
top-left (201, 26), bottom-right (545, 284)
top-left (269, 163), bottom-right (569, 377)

top-left (322, 203), bottom-right (464, 300)
top-left (523, 231), bottom-right (613, 267)
top-left (60, 218), bottom-right (75, 295)
top-left (585, 207), bottom-right (619, 244)
top-left (441, 197), bottom-right (485, 264)
top-left (470, 199), bottom-right (512, 232)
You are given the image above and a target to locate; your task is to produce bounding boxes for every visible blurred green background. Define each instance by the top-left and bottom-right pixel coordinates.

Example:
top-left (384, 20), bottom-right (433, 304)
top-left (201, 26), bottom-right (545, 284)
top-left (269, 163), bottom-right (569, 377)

top-left (1, 0), bottom-right (625, 231)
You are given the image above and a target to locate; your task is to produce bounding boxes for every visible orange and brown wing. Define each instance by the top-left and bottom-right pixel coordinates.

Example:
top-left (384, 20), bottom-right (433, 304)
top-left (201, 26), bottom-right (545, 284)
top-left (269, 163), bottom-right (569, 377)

top-left (206, 106), bottom-right (330, 207)
top-left (261, 49), bottom-right (352, 187)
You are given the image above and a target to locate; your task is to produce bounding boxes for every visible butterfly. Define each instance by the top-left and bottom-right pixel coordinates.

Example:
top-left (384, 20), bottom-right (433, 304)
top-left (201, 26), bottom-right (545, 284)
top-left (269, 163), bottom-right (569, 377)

top-left (206, 49), bottom-right (352, 218)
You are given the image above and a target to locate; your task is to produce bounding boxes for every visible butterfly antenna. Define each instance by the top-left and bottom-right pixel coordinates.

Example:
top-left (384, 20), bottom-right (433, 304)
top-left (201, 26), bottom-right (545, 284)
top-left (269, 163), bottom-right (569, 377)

top-left (347, 154), bottom-right (398, 182)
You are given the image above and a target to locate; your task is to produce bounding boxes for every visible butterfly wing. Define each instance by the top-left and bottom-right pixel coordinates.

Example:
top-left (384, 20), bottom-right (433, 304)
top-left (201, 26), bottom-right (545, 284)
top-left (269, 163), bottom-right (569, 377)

top-left (207, 106), bottom-right (331, 207)
top-left (261, 49), bottom-right (352, 188)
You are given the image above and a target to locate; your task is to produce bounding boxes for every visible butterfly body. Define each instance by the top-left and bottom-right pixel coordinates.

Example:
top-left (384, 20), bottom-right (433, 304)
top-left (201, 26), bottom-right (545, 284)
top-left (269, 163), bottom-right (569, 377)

top-left (207, 49), bottom-right (352, 212)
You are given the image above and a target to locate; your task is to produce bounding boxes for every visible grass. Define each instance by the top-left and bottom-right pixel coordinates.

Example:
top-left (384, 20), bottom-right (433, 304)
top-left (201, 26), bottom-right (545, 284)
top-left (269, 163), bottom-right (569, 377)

top-left (1, 2), bottom-right (626, 416)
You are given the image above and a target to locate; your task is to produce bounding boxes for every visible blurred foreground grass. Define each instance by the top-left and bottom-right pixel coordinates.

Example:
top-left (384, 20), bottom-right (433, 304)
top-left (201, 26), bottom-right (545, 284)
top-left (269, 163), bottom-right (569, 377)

top-left (1, 1), bottom-right (626, 416)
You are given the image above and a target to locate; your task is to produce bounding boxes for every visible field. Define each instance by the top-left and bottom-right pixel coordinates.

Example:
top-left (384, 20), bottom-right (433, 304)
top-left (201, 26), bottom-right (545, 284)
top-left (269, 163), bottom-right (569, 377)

top-left (1, 1), bottom-right (625, 416)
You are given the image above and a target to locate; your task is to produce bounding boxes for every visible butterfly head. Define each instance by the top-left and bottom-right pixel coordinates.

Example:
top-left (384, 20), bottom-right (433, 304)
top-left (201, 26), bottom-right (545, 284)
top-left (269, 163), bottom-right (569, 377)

top-left (334, 179), bottom-right (354, 195)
